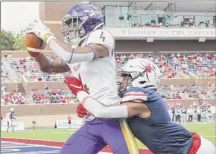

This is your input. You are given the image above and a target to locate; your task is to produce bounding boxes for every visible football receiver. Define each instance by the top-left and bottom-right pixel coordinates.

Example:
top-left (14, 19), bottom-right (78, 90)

top-left (25, 3), bottom-right (138, 154)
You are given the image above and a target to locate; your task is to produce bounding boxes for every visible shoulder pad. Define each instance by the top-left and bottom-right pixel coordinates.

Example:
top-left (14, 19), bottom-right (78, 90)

top-left (126, 87), bottom-right (144, 93)
top-left (122, 91), bottom-right (147, 102)
top-left (85, 29), bottom-right (114, 57)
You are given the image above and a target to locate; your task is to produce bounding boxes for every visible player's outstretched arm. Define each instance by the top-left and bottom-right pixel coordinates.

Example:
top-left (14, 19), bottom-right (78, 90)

top-left (34, 53), bottom-right (70, 73)
top-left (25, 19), bottom-right (113, 64)
top-left (48, 38), bottom-right (110, 63)
top-left (48, 29), bottom-right (114, 63)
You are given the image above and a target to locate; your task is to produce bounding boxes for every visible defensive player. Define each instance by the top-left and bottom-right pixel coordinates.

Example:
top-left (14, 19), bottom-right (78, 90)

top-left (66, 58), bottom-right (216, 154)
top-left (25, 3), bottom-right (139, 154)
top-left (6, 108), bottom-right (16, 132)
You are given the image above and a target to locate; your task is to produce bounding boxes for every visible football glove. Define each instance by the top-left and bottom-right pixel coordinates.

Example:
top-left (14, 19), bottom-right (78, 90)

top-left (64, 76), bottom-right (84, 96)
top-left (25, 19), bottom-right (55, 44)
top-left (76, 104), bottom-right (88, 118)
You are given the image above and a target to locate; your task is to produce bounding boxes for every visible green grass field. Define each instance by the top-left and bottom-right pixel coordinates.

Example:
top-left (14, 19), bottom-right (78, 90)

top-left (2, 123), bottom-right (216, 147)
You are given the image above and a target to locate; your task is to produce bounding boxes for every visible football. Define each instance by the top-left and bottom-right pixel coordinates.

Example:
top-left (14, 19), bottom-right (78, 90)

top-left (24, 33), bottom-right (43, 57)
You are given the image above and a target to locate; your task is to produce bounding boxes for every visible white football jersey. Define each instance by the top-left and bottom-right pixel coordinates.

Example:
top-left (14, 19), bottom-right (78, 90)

top-left (68, 29), bottom-right (121, 106)
top-left (6, 112), bottom-right (14, 121)
top-left (6, 112), bottom-right (11, 121)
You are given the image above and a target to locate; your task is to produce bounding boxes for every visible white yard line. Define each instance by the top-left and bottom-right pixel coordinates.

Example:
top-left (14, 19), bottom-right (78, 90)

top-left (31, 131), bottom-right (74, 134)
top-left (200, 135), bottom-right (216, 138)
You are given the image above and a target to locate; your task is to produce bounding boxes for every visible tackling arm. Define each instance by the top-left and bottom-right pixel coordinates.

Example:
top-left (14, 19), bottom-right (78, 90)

top-left (64, 76), bottom-right (146, 118)
top-left (77, 91), bottom-right (146, 118)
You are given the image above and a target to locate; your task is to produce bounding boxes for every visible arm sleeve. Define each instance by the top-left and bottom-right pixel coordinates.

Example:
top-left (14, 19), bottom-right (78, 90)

top-left (48, 29), bottom-right (114, 65)
top-left (48, 40), bottom-right (95, 64)
top-left (77, 91), bottom-right (128, 118)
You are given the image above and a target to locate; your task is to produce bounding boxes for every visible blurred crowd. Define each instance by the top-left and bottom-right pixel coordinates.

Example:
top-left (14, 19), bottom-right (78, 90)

top-left (1, 86), bottom-right (25, 105)
top-left (0, 85), bottom-right (78, 105)
top-left (116, 53), bottom-right (179, 78)
top-left (2, 53), bottom-right (215, 82)
top-left (1, 55), bottom-right (65, 82)
top-left (168, 53), bottom-right (216, 77)
top-left (1, 52), bottom-right (215, 106)
top-left (116, 53), bottom-right (216, 78)
top-left (133, 20), bottom-right (214, 28)
top-left (158, 85), bottom-right (216, 99)
top-left (31, 88), bottom-right (78, 104)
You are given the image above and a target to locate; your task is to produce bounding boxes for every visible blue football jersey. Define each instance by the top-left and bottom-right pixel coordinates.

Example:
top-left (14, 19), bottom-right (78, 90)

top-left (124, 87), bottom-right (192, 154)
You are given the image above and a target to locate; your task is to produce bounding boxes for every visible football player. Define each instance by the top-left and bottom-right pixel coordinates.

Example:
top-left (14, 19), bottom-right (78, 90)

top-left (187, 105), bottom-right (193, 122)
top-left (6, 108), bottom-right (16, 132)
top-left (25, 3), bottom-right (139, 154)
top-left (68, 58), bottom-right (216, 154)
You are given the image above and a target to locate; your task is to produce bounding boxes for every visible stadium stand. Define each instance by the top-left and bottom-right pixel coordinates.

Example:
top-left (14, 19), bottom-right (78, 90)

top-left (1, 51), bottom-right (215, 104)
top-left (1, 1), bottom-right (216, 128)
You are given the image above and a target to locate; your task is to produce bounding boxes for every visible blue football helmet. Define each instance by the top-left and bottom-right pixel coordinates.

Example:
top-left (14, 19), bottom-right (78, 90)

top-left (61, 3), bottom-right (104, 45)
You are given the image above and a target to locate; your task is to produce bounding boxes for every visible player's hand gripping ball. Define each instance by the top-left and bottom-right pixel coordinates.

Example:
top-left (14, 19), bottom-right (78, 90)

top-left (24, 19), bottom-right (54, 57)
top-left (24, 33), bottom-right (43, 57)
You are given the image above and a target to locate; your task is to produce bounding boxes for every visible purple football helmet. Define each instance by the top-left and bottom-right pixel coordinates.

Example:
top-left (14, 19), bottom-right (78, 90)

top-left (61, 3), bottom-right (104, 45)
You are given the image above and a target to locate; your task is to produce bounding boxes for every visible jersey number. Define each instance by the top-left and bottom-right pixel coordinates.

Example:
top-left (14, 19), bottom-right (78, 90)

top-left (99, 32), bottom-right (105, 42)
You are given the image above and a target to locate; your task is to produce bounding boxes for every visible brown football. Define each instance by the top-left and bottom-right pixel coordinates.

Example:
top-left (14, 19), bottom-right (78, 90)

top-left (24, 33), bottom-right (43, 57)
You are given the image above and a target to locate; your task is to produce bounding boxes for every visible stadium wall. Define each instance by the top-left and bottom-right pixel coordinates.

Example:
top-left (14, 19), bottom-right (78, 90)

top-left (1, 104), bottom-right (78, 127)
top-left (2, 39), bottom-right (215, 58)
top-left (115, 40), bottom-right (216, 52)
top-left (14, 114), bottom-right (79, 128)
top-left (2, 39), bottom-right (214, 59)
top-left (1, 50), bottom-right (54, 58)
top-left (1, 83), bottom-right (19, 93)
